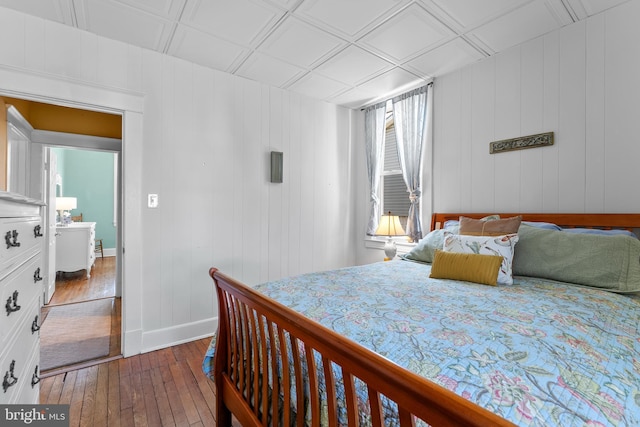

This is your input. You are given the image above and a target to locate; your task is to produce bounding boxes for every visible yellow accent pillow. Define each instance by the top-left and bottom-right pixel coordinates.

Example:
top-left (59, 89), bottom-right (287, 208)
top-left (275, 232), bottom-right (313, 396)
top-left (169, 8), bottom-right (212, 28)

top-left (429, 250), bottom-right (504, 286)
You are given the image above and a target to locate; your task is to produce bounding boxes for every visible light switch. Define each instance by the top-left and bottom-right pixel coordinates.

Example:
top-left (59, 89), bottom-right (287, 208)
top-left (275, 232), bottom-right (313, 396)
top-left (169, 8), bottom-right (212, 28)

top-left (148, 194), bottom-right (158, 208)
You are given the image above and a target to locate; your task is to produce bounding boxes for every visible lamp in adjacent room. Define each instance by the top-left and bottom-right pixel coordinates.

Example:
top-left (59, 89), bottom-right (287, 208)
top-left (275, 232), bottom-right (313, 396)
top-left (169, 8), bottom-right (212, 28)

top-left (55, 197), bottom-right (77, 225)
top-left (375, 211), bottom-right (406, 260)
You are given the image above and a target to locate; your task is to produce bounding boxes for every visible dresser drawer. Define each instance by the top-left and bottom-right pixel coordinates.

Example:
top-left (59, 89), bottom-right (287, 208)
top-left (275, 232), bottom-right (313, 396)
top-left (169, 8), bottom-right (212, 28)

top-left (0, 217), bottom-right (43, 280)
top-left (0, 255), bottom-right (42, 348)
top-left (0, 300), bottom-right (39, 404)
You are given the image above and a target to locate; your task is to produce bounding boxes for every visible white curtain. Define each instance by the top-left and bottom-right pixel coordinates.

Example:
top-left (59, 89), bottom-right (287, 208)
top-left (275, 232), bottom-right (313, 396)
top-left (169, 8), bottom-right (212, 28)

top-left (392, 85), bottom-right (430, 242)
top-left (364, 101), bottom-right (387, 235)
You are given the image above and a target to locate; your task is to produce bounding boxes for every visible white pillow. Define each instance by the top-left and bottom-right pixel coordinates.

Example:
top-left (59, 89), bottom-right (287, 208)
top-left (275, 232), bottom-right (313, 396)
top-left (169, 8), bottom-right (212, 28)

top-left (443, 233), bottom-right (519, 285)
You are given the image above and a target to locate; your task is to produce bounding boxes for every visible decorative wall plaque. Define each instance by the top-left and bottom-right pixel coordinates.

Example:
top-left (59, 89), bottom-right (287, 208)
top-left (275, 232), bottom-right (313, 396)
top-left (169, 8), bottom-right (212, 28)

top-left (490, 132), bottom-right (554, 154)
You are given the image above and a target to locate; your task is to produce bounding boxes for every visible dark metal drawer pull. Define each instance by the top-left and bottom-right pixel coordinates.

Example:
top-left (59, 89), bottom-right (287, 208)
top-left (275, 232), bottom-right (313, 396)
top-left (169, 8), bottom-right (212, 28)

top-left (31, 366), bottom-right (40, 388)
top-left (4, 230), bottom-right (20, 249)
top-left (34, 225), bottom-right (43, 238)
top-left (31, 315), bottom-right (40, 334)
top-left (5, 290), bottom-right (21, 315)
top-left (33, 268), bottom-right (43, 283)
top-left (3, 360), bottom-right (18, 393)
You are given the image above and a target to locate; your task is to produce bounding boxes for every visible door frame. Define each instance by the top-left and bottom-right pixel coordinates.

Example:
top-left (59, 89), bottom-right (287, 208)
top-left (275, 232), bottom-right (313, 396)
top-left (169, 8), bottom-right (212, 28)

top-left (44, 148), bottom-right (57, 304)
top-left (0, 64), bottom-right (144, 357)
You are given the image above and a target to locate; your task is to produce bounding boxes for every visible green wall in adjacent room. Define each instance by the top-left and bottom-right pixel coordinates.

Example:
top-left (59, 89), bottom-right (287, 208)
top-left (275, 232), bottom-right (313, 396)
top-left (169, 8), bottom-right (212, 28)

top-left (53, 148), bottom-right (116, 251)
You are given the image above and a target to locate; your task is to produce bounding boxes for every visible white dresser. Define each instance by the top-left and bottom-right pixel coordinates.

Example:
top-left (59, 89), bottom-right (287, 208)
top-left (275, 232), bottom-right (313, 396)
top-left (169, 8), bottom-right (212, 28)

top-left (55, 222), bottom-right (96, 278)
top-left (0, 193), bottom-right (44, 404)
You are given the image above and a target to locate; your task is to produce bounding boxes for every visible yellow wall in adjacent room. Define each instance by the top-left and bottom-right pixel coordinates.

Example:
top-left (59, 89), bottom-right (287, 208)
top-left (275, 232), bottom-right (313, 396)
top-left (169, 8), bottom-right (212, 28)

top-left (1, 96), bottom-right (122, 139)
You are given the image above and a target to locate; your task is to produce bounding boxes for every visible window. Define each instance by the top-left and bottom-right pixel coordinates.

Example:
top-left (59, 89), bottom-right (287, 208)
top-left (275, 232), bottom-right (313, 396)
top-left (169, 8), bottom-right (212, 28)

top-left (380, 106), bottom-right (409, 230)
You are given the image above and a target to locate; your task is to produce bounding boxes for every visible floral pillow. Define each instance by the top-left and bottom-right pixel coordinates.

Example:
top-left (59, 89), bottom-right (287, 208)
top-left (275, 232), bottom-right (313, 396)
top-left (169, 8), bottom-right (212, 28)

top-left (443, 232), bottom-right (519, 285)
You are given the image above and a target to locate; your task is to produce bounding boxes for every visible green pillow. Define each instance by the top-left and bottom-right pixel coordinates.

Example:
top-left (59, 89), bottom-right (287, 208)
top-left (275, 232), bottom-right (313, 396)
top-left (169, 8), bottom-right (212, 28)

top-left (513, 224), bottom-right (640, 293)
top-left (402, 227), bottom-right (458, 263)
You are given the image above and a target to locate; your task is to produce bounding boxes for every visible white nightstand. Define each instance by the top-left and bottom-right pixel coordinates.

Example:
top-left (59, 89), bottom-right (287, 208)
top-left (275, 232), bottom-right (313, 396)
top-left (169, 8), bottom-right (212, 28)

top-left (55, 222), bottom-right (96, 278)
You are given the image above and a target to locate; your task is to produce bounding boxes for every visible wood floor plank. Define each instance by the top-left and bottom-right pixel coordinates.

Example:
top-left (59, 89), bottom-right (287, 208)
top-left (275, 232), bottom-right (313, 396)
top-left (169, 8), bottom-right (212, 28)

top-left (45, 375), bottom-right (64, 404)
top-left (69, 369), bottom-right (88, 427)
top-left (120, 408), bottom-right (135, 427)
top-left (128, 354), bottom-right (142, 374)
top-left (119, 356), bottom-right (132, 378)
top-left (186, 356), bottom-right (217, 416)
top-left (139, 353), bottom-right (151, 372)
top-left (57, 370), bottom-right (77, 405)
top-left (79, 366), bottom-right (98, 427)
top-left (93, 363), bottom-right (109, 427)
top-left (38, 375), bottom-right (54, 401)
top-left (149, 367), bottom-right (176, 427)
top-left (107, 361), bottom-right (122, 427)
top-left (140, 369), bottom-right (162, 427)
top-left (130, 372), bottom-right (148, 427)
top-left (119, 371), bottom-right (133, 411)
top-left (146, 350), bottom-right (159, 370)
top-left (169, 362), bottom-right (201, 425)
top-left (160, 364), bottom-right (189, 427)
top-left (180, 361), bottom-right (215, 426)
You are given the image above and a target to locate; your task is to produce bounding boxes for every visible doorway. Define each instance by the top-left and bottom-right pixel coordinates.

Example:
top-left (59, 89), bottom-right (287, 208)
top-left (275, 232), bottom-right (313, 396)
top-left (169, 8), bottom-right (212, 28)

top-left (40, 145), bottom-right (121, 373)
top-left (2, 94), bottom-right (125, 370)
top-left (0, 65), bottom-right (144, 359)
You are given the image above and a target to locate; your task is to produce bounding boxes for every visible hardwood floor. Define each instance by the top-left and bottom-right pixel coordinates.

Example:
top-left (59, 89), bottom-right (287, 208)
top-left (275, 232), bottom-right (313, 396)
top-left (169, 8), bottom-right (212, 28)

top-left (42, 256), bottom-right (122, 376)
top-left (39, 337), bottom-right (219, 427)
top-left (49, 256), bottom-right (117, 306)
top-left (40, 256), bottom-right (223, 426)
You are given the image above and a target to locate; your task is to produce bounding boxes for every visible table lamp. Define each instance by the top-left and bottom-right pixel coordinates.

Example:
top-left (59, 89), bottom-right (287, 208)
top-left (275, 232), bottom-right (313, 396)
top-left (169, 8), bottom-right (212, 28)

top-left (55, 197), bottom-right (77, 225)
top-left (375, 211), bottom-right (406, 260)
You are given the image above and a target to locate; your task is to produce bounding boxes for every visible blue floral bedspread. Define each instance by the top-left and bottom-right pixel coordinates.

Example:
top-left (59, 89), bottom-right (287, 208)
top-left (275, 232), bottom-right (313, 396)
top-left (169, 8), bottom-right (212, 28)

top-left (203, 260), bottom-right (640, 426)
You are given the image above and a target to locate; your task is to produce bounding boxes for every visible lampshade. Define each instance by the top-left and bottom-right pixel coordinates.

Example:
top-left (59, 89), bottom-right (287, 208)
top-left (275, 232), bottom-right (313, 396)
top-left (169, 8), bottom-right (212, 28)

top-left (375, 212), bottom-right (406, 261)
top-left (56, 197), bottom-right (77, 211)
top-left (375, 213), bottom-right (406, 237)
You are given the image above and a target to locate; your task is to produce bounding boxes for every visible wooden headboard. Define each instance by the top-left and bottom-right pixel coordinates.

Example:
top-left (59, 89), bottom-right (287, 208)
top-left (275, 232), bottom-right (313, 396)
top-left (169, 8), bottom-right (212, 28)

top-left (431, 212), bottom-right (640, 232)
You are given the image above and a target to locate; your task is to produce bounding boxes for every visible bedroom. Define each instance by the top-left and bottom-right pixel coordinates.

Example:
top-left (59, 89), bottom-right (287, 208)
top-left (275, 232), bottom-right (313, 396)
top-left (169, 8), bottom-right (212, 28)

top-left (0, 0), bottom-right (639, 424)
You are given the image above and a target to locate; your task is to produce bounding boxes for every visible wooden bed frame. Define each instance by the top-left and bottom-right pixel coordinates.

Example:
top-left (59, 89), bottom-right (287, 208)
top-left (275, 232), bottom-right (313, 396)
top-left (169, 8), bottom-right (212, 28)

top-left (209, 212), bottom-right (640, 427)
top-left (431, 212), bottom-right (640, 233)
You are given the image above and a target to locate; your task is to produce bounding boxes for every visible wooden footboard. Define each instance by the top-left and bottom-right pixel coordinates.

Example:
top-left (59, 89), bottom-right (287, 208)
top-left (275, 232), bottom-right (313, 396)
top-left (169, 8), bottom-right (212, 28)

top-left (210, 268), bottom-right (515, 427)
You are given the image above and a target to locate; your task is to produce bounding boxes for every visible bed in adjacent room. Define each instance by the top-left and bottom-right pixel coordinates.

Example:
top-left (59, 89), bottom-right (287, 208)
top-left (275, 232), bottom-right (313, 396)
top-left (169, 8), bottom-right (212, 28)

top-left (203, 213), bottom-right (640, 426)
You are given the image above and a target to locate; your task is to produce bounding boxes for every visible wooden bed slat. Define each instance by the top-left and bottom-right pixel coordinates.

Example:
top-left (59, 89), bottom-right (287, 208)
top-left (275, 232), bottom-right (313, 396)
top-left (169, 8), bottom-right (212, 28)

top-left (278, 327), bottom-right (291, 427)
top-left (289, 334), bottom-right (305, 427)
top-left (342, 369), bottom-right (358, 427)
top-left (323, 357), bottom-right (338, 427)
top-left (304, 344), bottom-right (321, 427)
top-left (257, 315), bottom-right (268, 426)
top-left (247, 304), bottom-right (258, 416)
top-left (210, 267), bottom-right (516, 427)
top-left (367, 385), bottom-right (383, 427)
top-left (267, 320), bottom-right (279, 426)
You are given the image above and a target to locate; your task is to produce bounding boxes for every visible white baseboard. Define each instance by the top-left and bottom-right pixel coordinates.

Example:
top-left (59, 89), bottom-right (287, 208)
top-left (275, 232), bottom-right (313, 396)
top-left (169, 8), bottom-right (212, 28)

top-left (140, 317), bottom-right (218, 354)
top-left (98, 247), bottom-right (117, 257)
top-left (123, 328), bottom-right (142, 357)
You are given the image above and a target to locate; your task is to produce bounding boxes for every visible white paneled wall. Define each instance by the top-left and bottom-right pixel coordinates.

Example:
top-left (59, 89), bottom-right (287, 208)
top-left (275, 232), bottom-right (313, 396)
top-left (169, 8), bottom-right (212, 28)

top-left (433, 0), bottom-right (640, 214)
top-left (0, 7), bottom-right (356, 354)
